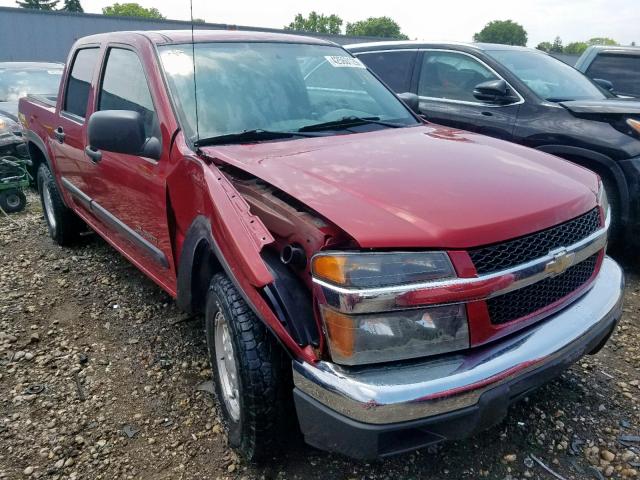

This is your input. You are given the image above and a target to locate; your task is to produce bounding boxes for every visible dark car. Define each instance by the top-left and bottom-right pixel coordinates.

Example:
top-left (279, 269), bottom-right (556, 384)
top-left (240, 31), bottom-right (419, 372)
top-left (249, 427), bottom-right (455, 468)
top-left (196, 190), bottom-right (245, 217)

top-left (347, 41), bottom-right (640, 250)
top-left (575, 45), bottom-right (640, 98)
top-left (0, 62), bottom-right (64, 173)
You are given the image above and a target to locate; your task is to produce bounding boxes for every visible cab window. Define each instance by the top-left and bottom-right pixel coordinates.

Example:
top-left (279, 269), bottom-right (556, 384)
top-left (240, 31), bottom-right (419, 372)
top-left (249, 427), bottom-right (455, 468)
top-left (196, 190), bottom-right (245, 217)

top-left (98, 48), bottom-right (160, 140)
top-left (63, 48), bottom-right (100, 118)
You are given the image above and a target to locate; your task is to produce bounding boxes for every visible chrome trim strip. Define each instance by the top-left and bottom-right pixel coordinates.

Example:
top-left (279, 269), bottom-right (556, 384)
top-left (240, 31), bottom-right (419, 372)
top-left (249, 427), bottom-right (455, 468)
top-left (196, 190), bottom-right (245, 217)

top-left (295, 257), bottom-right (624, 424)
top-left (314, 211), bottom-right (608, 314)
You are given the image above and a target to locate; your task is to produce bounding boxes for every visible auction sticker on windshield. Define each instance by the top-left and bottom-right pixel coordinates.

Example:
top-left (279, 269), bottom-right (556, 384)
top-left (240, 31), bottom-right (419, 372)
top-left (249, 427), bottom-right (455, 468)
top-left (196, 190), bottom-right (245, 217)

top-left (325, 56), bottom-right (366, 68)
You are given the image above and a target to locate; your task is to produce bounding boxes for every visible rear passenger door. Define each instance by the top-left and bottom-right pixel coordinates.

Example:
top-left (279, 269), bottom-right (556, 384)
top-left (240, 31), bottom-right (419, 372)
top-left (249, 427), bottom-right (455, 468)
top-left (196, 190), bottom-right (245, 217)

top-left (416, 50), bottom-right (521, 140)
top-left (356, 50), bottom-right (418, 94)
top-left (88, 46), bottom-right (173, 280)
top-left (51, 47), bottom-right (101, 207)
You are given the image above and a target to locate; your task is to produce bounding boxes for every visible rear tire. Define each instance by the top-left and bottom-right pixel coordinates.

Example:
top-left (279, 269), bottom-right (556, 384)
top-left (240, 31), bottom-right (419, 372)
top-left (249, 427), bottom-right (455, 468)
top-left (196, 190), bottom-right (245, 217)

top-left (204, 272), bottom-right (290, 462)
top-left (37, 163), bottom-right (82, 246)
top-left (0, 189), bottom-right (26, 213)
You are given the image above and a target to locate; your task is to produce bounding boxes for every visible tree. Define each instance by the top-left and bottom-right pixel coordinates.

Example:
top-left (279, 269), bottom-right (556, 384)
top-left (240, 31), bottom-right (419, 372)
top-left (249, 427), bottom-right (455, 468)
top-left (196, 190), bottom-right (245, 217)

top-left (564, 41), bottom-right (588, 55)
top-left (15, 0), bottom-right (59, 10)
top-left (102, 2), bottom-right (164, 19)
top-left (551, 36), bottom-right (563, 53)
top-left (60, 0), bottom-right (83, 12)
top-left (345, 17), bottom-right (408, 39)
top-left (285, 12), bottom-right (343, 35)
top-left (536, 41), bottom-right (553, 52)
top-left (588, 37), bottom-right (618, 46)
top-left (473, 20), bottom-right (527, 46)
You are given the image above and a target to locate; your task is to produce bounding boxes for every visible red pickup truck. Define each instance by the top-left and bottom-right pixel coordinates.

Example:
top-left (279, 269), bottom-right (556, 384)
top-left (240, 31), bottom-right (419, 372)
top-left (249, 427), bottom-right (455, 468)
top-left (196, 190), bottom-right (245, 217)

top-left (19, 30), bottom-right (623, 461)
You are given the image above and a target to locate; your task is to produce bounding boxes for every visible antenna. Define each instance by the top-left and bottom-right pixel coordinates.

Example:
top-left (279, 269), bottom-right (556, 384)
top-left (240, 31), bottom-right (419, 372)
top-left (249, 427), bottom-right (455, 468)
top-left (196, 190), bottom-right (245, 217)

top-left (190, 0), bottom-right (200, 148)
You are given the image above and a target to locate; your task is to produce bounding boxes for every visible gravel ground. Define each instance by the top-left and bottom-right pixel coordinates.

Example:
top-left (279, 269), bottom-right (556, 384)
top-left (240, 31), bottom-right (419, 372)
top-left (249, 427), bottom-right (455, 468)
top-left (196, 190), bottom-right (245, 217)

top-left (1, 194), bottom-right (640, 480)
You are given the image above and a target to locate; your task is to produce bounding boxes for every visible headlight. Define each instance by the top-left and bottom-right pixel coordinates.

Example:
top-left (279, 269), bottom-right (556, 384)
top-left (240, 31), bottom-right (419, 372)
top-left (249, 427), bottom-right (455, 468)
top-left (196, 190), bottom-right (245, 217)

top-left (312, 251), bottom-right (455, 288)
top-left (0, 116), bottom-right (21, 136)
top-left (320, 304), bottom-right (469, 365)
top-left (627, 118), bottom-right (640, 136)
top-left (597, 179), bottom-right (609, 221)
top-left (312, 251), bottom-right (468, 365)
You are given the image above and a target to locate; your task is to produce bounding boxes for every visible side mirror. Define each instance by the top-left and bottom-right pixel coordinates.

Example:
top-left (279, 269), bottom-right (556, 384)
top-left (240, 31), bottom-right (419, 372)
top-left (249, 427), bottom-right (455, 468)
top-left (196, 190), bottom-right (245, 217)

top-left (593, 78), bottom-right (614, 92)
top-left (473, 79), bottom-right (519, 105)
top-left (398, 92), bottom-right (421, 114)
top-left (87, 110), bottom-right (161, 160)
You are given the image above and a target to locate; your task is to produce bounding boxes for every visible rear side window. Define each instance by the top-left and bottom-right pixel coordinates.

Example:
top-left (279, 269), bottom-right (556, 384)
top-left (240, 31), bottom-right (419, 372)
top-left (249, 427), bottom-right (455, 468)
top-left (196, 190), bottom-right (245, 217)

top-left (357, 51), bottom-right (417, 93)
top-left (586, 54), bottom-right (640, 97)
top-left (63, 48), bottom-right (100, 118)
top-left (98, 48), bottom-right (160, 140)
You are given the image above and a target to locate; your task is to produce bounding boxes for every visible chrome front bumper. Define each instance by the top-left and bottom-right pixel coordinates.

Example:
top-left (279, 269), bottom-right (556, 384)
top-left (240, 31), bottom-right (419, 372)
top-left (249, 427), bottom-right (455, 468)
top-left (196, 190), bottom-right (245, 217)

top-left (294, 256), bottom-right (624, 425)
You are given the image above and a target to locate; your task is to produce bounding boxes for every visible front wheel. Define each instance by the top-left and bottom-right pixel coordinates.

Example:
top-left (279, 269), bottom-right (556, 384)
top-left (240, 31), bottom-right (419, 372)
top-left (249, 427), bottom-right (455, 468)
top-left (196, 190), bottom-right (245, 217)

top-left (204, 273), bottom-right (290, 462)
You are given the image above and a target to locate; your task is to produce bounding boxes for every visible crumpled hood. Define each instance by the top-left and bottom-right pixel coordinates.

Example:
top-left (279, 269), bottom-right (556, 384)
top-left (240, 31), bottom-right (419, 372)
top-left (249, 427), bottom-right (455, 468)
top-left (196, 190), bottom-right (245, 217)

top-left (202, 125), bottom-right (599, 249)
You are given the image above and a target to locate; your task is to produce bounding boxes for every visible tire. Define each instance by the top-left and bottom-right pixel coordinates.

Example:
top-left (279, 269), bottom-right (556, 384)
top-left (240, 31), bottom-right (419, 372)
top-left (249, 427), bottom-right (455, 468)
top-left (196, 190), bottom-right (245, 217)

top-left (0, 189), bottom-right (26, 213)
top-left (204, 272), bottom-right (290, 462)
top-left (37, 163), bottom-right (82, 245)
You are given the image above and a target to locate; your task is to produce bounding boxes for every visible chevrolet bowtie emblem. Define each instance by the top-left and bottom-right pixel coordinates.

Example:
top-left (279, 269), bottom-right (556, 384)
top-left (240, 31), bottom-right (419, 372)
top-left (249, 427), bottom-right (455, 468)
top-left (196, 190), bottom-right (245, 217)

top-left (545, 249), bottom-right (576, 276)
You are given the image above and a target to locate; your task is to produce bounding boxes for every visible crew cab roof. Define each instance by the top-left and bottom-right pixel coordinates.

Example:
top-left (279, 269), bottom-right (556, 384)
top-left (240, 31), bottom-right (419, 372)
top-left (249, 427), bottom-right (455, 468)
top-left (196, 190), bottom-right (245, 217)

top-left (76, 29), bottom-right (336, 47)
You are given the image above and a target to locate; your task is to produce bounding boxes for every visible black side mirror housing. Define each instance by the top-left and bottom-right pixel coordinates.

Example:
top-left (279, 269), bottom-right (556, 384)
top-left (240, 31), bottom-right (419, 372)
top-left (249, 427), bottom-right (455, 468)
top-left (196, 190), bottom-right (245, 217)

top-left (398, 92), bottom-right (421, 114)
top-left (473, 79), bottom-right (519, 105)
top-left (87, 110), bottom-right (161, 160)
top-left (593, 78), bottom-right (615, 92)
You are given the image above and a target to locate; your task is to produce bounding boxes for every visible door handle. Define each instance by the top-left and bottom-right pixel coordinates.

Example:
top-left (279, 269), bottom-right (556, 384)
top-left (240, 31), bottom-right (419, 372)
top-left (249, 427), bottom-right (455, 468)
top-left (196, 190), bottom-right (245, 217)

top-left (54, 126), bottom-right (65, 143)
top-left (85, 146), bottom-right (102, 163)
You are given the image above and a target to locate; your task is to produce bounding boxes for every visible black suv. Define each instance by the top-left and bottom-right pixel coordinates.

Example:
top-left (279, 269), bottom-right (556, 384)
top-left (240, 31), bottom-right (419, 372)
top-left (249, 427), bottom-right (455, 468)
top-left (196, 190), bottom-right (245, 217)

top-left (346, 42), bottom-right (640, 249)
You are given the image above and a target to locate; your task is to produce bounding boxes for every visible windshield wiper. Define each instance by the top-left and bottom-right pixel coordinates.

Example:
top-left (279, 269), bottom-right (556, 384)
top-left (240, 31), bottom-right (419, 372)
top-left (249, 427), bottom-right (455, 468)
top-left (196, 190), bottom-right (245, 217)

top-left (195, 129), bottom-right (318, 147)
top-left (298, 116), bottom-right (404, 132)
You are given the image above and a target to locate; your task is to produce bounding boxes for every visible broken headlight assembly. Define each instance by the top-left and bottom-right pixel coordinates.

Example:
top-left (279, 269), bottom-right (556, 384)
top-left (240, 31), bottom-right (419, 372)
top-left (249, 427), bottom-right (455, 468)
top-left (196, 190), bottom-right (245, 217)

top-left (312, 252), bottom-right (469, 365)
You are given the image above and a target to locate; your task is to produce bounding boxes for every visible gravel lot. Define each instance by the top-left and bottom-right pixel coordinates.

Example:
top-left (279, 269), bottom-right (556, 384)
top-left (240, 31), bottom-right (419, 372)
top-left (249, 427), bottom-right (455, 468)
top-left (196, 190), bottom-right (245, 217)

top-left (1, 194), bottom-right (640, 480)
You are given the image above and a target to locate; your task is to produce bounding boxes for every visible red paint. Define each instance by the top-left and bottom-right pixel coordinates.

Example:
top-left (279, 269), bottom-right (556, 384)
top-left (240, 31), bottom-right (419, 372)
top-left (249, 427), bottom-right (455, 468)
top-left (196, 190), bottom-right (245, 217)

top-left (19, 30), bottom-right (602, 366)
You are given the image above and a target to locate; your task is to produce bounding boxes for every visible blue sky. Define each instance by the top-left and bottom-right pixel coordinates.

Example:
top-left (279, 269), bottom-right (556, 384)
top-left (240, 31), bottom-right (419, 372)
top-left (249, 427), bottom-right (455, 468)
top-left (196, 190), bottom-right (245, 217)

top-left (2, 0), bottom-right (638, 47)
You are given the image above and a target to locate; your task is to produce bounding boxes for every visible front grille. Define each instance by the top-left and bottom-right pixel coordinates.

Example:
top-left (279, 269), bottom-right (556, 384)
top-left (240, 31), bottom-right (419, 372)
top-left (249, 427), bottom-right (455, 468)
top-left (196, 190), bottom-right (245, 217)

top-left (486, 254), bottom-right (598, 325)
top-left (469, 208), bottom-right (601, 275)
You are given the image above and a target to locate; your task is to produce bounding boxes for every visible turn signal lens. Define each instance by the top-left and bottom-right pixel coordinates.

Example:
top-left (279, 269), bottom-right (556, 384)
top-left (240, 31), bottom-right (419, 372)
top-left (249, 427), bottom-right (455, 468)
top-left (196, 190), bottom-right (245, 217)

top-left (320, 304), bottom-right (469, 365)
top-left (312, 252), bottom-right (455, 289)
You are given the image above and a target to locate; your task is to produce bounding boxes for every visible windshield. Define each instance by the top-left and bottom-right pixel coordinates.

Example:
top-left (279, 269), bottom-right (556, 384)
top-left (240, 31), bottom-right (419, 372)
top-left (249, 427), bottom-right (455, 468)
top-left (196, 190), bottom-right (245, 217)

top-left (486, 50), bottom-right (607, 102)
top-left (0, 67), bottom-right (63, 102)
top-left (158, 42), bottom-right (418, 143)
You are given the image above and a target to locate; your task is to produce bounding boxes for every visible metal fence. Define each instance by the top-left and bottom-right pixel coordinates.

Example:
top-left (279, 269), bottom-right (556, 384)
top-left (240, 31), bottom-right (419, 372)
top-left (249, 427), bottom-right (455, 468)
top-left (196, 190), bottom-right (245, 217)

top-left (0, 6), bottom-right (380, 63)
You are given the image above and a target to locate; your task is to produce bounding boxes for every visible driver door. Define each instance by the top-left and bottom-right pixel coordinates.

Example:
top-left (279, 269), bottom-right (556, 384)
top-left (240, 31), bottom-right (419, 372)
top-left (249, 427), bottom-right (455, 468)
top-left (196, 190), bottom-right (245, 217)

top-left (416, 50), bottom-right (521, 140)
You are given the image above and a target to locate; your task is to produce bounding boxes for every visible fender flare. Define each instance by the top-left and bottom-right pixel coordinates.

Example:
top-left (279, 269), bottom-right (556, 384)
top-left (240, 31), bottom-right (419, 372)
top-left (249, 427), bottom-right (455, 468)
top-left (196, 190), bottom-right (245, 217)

top-left (176, 215), bottom-right (224, 314)
top-left (25, 129), bottom-right (54, 172)
top-left (536, 144), bottom-right (630, 223)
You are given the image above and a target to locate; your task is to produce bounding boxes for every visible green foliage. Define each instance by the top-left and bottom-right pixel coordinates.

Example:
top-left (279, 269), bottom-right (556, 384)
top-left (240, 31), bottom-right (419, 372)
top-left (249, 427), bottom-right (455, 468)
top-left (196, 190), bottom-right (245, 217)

top-left (15, 0), bottom-right (59, 10)
top-left (564, 41), bottom-right (589, 55)
top-left (345, 16), bottom-right (409, 39)
top-left (473, 20), bottom-right (527, 46)
top-left (588, 37), bottom-right (618, 46)
top-left (551, 36), bottom-right (563, 53)
top-left (61, 0), bottom-right (83, 12)
top-left (285, 11), bottom-right (343, 35)
top-left (536, 41), bottom-right (553, 52)
top-left (102, 2), bottom-right (164, 19)
top-left (192, 18), bottom-right (206, 23)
